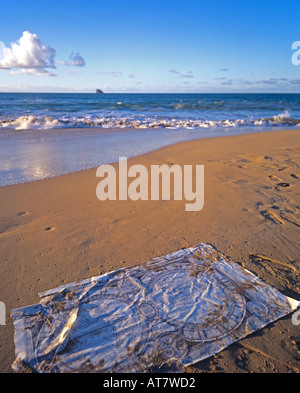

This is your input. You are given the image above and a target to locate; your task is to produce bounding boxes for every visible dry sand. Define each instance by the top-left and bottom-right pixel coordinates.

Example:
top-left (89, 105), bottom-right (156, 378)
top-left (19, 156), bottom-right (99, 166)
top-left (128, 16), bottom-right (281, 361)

top-left (0, 129), bottom-right (300, 373)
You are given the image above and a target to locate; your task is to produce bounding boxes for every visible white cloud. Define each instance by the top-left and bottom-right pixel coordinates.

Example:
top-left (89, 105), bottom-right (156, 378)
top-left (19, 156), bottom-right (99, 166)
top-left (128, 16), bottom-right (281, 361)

top-left (62, 68), bottom-right (80, 76)
top-left (180, 71), bottom-right (193, 78)
top-left (256, 78), bottom-right (278, 85)
top-left (64, 52), bottom-right (86, 67)
top-left (99, 70), bottom-right (123, 77)
top-left (221, 80), bottom-right (234, 85)
top-left (256, 78), bottom-right (289, 85)
top-left (289, 79), bottom-right (300, 85)
top-left (70, 53), bottom-right (85, 67)
top-left (0, 31), bottom-right (56, 76)
top-left (237, 79), bottom-right (254, 85)
top-left (60, 53), bottom-right (86, 67)
top-left (169, 69), bottom-right (193, 78)
top-left (0, 41), bottom-right (5, 60)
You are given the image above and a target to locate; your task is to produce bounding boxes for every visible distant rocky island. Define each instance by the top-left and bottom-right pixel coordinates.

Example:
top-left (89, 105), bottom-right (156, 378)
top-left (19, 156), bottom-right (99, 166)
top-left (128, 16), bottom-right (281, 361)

top-left (96, 89), bottom-right (104, 94)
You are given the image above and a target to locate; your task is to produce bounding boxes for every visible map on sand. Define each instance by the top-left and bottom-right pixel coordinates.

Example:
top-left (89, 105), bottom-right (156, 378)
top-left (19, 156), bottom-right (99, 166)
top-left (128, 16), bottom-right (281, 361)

top-left (11, 244), bottom-right (299, 373)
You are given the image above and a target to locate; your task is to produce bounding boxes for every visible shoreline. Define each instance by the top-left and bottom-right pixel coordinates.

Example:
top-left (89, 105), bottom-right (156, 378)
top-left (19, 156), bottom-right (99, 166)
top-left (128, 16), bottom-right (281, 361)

top-left (0, 129), bottom-right (300, 372)
top-left (0, 126), bottom-right (298, 187)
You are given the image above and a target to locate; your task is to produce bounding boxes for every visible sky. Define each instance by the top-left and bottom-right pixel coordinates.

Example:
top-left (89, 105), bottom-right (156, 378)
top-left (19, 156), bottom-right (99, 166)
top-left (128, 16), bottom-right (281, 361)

top-left (0, 0), bottom-right (300, 93)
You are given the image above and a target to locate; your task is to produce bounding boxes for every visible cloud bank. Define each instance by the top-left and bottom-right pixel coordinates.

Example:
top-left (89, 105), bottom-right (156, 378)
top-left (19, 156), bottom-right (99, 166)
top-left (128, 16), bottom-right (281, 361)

top-left (0, 31), bottom-right (56, 76)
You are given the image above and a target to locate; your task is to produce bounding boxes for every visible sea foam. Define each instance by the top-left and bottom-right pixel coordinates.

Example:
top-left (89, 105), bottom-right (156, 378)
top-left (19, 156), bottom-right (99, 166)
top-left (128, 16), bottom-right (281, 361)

top-left (1, 112), bottom-right (299, 130)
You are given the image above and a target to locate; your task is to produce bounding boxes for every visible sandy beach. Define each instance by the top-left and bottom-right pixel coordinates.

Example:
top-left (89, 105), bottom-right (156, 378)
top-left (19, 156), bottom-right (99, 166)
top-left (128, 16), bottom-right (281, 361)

top-left (0, 129), bottom-right (300, 373)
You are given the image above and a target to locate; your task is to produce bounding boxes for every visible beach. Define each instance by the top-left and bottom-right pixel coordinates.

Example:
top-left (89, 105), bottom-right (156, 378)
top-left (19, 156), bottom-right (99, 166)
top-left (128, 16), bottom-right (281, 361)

top-left (0, 129), bottom-right (299, 373)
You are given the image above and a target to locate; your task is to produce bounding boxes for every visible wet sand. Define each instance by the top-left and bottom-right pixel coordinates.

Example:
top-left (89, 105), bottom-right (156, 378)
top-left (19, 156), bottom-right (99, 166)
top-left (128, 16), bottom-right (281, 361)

top-left (0, 129), bottom-right (300, 372)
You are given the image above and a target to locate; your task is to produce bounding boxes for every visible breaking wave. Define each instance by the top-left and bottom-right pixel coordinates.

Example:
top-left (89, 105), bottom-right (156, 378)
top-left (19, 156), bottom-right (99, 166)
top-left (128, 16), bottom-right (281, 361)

top-left (1, 110), bottom-right (300, 130)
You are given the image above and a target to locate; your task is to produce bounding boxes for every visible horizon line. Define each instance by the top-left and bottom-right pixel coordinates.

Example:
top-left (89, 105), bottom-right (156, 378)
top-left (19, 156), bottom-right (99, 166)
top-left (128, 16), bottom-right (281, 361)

top-left (1, 91), bottom-right (300, 94)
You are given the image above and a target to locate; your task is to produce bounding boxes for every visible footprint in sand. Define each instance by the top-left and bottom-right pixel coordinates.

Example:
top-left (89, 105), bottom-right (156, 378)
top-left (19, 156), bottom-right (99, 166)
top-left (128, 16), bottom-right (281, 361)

top-left (269, 175), bottom-right (282, 182)
top-left (249, 254), bottom-right (297, 273)
top-left (278, 166), bottom-right (291, 172)
top-left (17, 211), bottom-right (29, 217)
top-left (276, 182), bottom-right (291, 188)
top-left (44, 226), bottom-right (55, 232)
top-left (291, 174), bottom-right (300, 180)
top-left (255, 155), bottom-right (273, 163)
top-left (288, 147), bottom-right (300, 151)
top-left (280, 211), bottom-right (300, 227)
top-left (260, 210), bottom-right (284, 224)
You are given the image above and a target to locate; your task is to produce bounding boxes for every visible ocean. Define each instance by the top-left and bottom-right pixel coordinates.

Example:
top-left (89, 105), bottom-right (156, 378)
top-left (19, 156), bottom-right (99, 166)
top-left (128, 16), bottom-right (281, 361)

top-left (0, 93), bottom-right (299, 186)
top-left (1, 93), bottom-right (300, 130)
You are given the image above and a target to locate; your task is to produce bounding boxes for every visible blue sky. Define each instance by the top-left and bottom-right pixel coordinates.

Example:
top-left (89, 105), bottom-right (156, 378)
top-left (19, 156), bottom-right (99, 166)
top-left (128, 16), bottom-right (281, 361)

top-left (0, 0), bottom-right (300, 93)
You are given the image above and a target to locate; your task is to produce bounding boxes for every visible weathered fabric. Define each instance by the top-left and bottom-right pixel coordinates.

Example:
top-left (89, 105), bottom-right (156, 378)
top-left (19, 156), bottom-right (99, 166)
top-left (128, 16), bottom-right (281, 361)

top-left (11, 244), bottom-right (299, 373)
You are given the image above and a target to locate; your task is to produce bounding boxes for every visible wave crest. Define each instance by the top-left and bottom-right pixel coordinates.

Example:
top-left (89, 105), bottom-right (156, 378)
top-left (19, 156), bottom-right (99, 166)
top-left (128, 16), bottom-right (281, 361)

top-left (1, 112), bottom-right (300, 130)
